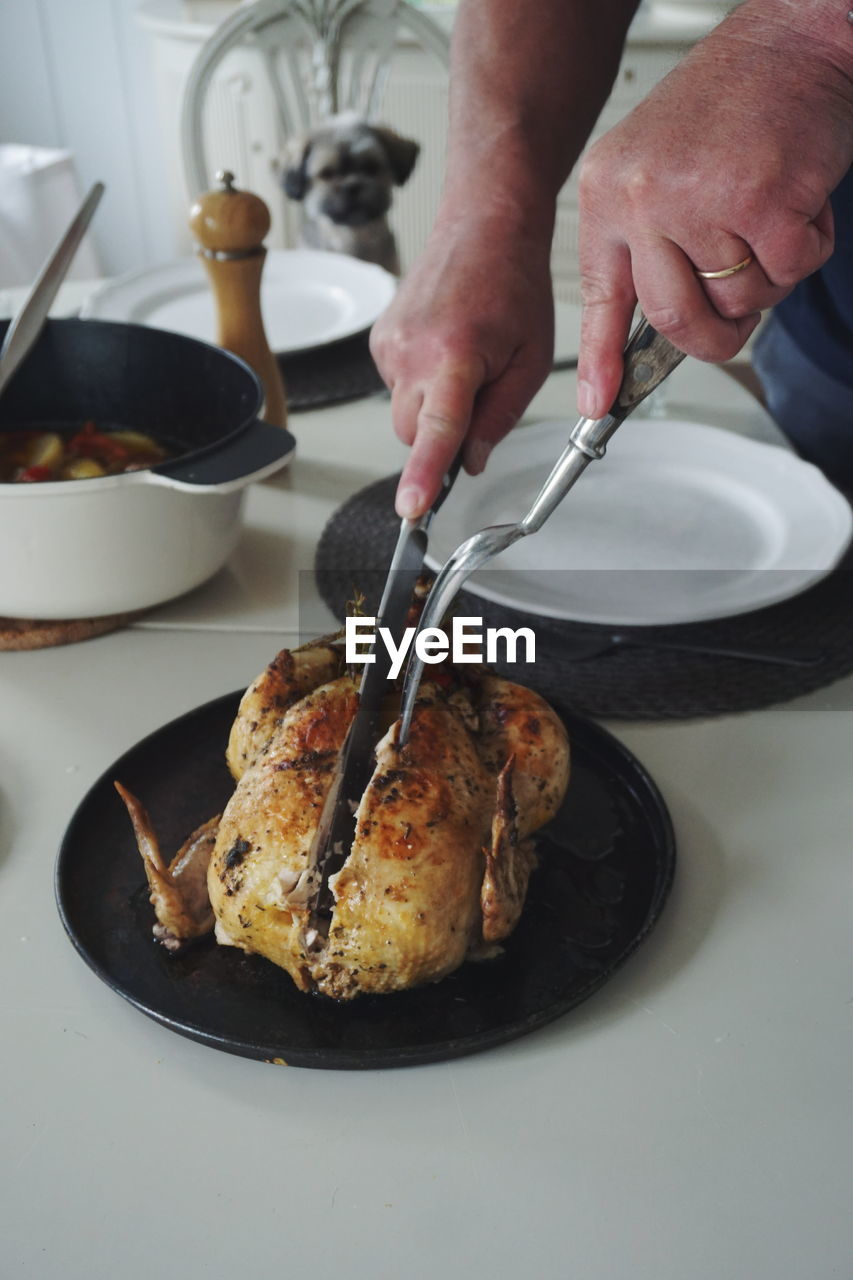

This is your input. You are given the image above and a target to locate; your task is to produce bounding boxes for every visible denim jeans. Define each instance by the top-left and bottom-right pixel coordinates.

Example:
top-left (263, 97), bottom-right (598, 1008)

top-left (752, 314), bottom-right (853, 494)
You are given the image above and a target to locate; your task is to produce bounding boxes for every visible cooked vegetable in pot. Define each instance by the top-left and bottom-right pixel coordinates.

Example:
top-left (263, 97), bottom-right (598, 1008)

top-left (0, 422), bottom-right (170, 482)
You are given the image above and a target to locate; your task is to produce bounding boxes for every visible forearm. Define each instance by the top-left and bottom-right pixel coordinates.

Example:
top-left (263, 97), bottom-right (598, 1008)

top-left (437, 0), bottom-right (640, 242)
top-left (735, 0), bottom-right (853, 79)
top-left (680, 0), bottom-right (853, 149)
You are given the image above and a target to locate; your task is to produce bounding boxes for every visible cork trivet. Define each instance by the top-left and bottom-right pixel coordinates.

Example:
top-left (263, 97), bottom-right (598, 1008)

top-left (0, 611), bottom-right (144, 651)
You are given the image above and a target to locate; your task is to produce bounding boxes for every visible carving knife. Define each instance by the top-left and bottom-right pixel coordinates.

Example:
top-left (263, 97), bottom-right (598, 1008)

top-left (307, 455), bottom-right (462, 928)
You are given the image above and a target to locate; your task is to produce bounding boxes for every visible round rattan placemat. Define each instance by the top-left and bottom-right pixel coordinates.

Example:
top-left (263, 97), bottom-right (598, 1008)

top-left (279, 331), bottom-right (385, 411)
top-left (280, 342), bottom-right (578, 412)
top-left (314, 474), bottom-right (853, 720)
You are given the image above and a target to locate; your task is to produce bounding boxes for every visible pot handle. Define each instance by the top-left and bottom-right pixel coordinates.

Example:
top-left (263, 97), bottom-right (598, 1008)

top-left (146, 420), bottom-right (295, 493)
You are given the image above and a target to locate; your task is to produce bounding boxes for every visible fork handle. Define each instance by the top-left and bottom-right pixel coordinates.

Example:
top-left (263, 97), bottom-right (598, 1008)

top-left (521, 317), bottom-right (685, 535)
top-left (611, 316), bottom-right (686, 419)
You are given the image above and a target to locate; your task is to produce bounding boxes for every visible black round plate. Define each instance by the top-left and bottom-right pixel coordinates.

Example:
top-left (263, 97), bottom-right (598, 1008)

top-left (55, 694), bottom-right (675, 1069)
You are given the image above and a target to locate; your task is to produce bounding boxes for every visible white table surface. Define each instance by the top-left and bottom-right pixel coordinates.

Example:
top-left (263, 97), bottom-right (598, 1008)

top-left (1, 303), bottom-right (851, 1280)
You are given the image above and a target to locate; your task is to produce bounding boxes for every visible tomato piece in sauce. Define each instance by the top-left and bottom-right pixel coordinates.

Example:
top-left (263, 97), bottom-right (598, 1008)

top-left (68, 420), bottom-right (130, 466)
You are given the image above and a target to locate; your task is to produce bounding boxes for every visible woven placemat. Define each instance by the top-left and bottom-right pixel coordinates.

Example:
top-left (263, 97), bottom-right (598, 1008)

top-left (278, 339), bottom-right (579, 412)
top-left (279, 330), bottom-right (385, 411)
top-left (0, 610), bottom-right (145, 651)
top-left (314, 474), bottom-right (853, 721)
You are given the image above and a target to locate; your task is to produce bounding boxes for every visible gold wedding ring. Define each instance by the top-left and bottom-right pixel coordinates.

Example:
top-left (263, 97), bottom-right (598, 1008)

top-left (695, 254), bottom-right (754, 280)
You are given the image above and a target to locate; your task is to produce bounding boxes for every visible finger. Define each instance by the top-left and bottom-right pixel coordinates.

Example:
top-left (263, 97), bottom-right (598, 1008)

top-left (631, 236), bottom-right (759, 363)
top-left (812, 197), bottom-right (835, 249)
top-left (692, 237), bottom-right (790, 319)
top-left (389, 383), bottom-right (422, 447)
top-left (394, 360), bottom-right (484, 518)
top-left (752, 198), bottom-right (835, 289)
top-left (463, 350), bottom-right (553, 475)
top-left (369, 299), bottom-right (411, 365)
top-left (576, 236), bottom-right (636, 419)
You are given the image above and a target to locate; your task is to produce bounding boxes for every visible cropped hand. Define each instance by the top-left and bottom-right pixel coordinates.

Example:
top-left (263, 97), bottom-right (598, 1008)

top-left (575, 0), bottom-right (853, 418)
top-left (369, 216), bottom-right (555, 518)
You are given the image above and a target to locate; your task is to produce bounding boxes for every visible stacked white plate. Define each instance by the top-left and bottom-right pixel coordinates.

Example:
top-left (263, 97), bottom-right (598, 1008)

top-left (82, 248), bottom-right (397, 355)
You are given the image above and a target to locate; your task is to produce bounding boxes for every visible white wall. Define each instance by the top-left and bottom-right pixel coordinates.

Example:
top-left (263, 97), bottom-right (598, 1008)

top-left (0, 0), bottom-right (183, 281)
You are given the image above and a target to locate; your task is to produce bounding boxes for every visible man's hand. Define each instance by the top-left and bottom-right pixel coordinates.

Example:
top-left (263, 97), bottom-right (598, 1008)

top-left (370, 217), bottom-right (555, 518)
top-left (576, 0), bottom-right (853, 419)
top-left (368, 0), bottom-right (639, 519)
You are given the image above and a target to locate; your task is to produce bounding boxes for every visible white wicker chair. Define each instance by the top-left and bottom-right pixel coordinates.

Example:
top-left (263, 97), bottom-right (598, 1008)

top-left (180, 0), bottom-right (450, 199)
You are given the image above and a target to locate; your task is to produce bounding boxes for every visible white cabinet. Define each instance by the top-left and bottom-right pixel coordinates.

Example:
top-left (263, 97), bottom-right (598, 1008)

top-left (137, 2), bottom-right (726, 292)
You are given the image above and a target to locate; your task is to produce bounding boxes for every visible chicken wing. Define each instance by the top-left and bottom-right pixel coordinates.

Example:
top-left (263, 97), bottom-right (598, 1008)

top-left (115, 781), bottom-right (218, 951)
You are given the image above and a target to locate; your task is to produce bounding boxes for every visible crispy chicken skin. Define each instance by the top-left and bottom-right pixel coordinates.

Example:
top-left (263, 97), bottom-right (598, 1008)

top-left (210, 675), bottom-right (360, 982)
top-left (226, 639), bottom-right (344, 780)
top-left (476, 672), bottom-right (571, 837)
top-left (213, 681), bottom-right (497, 998)
top-left (327, 683), bottom-right (493, 993)
top-left (118, 639), bottom-right (570, 999)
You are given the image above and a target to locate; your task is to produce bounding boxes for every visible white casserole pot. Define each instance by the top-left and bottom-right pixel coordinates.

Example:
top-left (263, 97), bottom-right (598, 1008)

top-left (0, 318), bottom-right (294, 619)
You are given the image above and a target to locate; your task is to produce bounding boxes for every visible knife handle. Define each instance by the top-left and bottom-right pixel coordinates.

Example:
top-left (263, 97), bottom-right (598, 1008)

top-left (610, 315), bottom-right (686, 419)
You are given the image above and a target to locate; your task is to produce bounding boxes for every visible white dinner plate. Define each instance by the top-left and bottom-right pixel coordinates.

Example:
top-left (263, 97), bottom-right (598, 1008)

top-left (426, 418), bottom-right (853, 626)
top-left (81, 249), bottom-right (397, 354)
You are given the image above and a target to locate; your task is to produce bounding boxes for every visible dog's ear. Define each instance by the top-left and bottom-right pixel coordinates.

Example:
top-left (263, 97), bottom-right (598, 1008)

top-left (280, 135), bottom-right (312, 201)
top-left (371, 126), bottom-right (420, 186)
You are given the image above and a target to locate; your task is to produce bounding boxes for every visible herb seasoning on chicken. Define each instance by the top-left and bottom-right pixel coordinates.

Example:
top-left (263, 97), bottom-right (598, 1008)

top-left (117, 634), bottom-right (570, 1000)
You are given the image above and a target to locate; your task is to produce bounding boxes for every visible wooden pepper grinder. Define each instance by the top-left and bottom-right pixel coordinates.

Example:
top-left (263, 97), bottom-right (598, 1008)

top-left (189, 170), bottom-right (287, 429)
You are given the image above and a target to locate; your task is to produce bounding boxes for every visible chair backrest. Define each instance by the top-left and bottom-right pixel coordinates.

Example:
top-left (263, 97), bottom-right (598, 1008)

top-left (180, 0), bottom-right (450, 200)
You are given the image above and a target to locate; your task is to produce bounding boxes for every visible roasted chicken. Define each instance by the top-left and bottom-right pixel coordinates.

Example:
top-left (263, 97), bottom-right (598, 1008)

top-left (117, 635), bottom-right (570, 1000)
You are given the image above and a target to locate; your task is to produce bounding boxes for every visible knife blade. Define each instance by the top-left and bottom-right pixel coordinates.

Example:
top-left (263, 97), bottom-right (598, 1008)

top-left (306, 456), bottom-right (462, 934)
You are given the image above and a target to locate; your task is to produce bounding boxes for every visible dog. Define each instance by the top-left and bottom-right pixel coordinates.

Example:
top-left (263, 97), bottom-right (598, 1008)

top-left (279, 113), bottom-right (420, 275)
